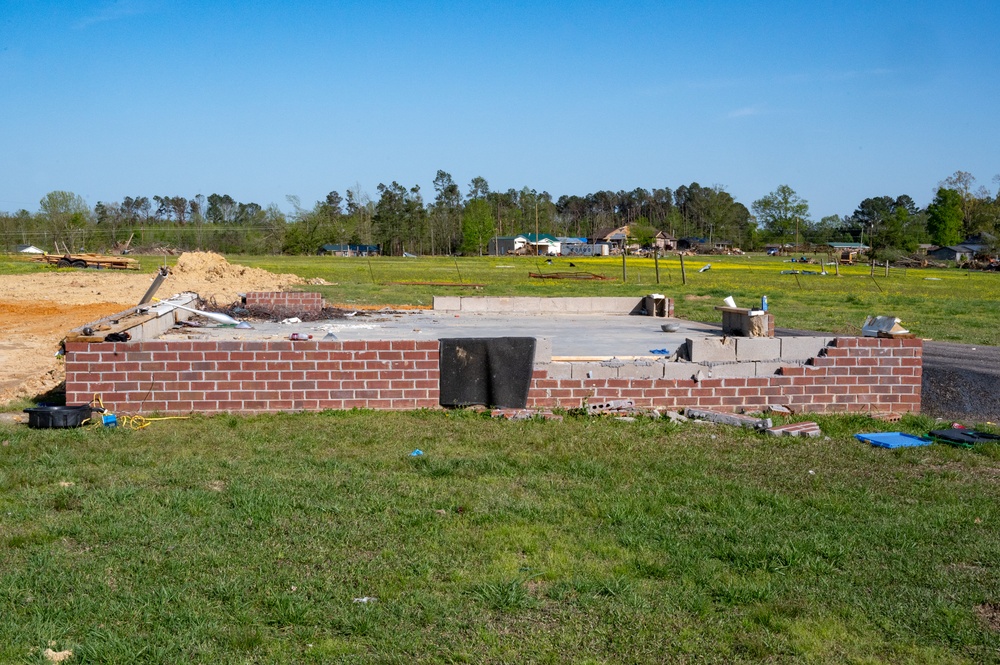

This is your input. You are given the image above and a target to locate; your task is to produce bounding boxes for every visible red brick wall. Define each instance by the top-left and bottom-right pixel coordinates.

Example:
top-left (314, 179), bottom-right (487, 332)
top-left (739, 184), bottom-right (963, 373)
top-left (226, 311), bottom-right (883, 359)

top-left (65, 340), bottom-right (440, 414)
top-left (64, 337), bottom-right (920, 416)
top-left (244, 291), bottom-right (324, 315)
top-left (528, 337), bottom-right (921, 414)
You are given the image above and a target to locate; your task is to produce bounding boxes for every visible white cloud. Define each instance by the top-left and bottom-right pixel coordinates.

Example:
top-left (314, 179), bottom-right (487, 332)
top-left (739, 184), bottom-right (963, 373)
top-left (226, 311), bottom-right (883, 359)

top-left (74, 0), bottom-right (155, 29)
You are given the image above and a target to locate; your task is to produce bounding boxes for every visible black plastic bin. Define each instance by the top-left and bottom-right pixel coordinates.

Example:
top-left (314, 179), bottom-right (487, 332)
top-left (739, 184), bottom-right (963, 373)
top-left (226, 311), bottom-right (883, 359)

top-left (23, 405), bottom-right (95, 429)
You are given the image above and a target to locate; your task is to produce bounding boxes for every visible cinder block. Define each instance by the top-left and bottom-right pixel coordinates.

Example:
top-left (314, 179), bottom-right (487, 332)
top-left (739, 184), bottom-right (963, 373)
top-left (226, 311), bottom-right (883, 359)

top-left (533, 337), bottom-right (552, 363)
top-left (570, 362), bottom-right (618, 379)
top-left (735, 338), bottom-right (781, 361)
top-left (780, 336), bottom-right (833, 361)
top-left (539, 361), bottom-right (573, 378)
top-left (663, 362), bottom-right (702, 380)
top-left (710, 362), bottom-right (758, 378)
top-left (433, 296), bottom-right (461, 311)
top-left (618, 363), bottom-right (664, 379)
top-left (686, 337), bottom-right (737, 363)
top-left (755, 362), bottom-right (786, 377)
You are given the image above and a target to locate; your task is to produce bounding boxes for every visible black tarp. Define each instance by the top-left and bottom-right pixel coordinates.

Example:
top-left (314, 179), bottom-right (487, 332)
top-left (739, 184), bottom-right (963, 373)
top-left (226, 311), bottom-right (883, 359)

top-left (438, 337), bottom-right (536, 408)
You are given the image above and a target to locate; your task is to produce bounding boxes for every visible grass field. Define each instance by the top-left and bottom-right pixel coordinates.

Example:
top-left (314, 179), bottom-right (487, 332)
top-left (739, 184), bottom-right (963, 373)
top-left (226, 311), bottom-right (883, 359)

top-left (4, 252), bottom-right (1000, 345)
top-left (1, 411), bottom-right (998, 663)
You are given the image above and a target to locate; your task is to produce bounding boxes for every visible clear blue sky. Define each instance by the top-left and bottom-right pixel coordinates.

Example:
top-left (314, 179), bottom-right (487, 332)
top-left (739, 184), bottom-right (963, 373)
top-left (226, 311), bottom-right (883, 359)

top-left (2, 0), bottom-right (998, 220)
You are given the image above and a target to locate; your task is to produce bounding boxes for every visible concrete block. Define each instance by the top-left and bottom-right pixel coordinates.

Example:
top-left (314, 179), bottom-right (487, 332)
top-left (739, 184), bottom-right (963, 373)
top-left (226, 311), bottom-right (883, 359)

top-left (540, 361), bottom-right (573, 379)
top-left (590, 297), bottom-right (645, 314)
top-left (433, 296), bottom-right (462, 311)
top-left (663, 362), bottom-right (704, 380)
top-left (767, 421), bottom-right (822, 437)
top-left (618, 363), bottom-right (664, 379)
top-left (570, 362), bottom-right (618, 379)
top-left (735, 338), bottom-right (781, 361)
top-left (686, 337), bottom-right (737, 363)
top-left (755, 362), bottom-right (786, 377)
top-left (710, 362), bottom-right (758, 378)
top-left (780, 336), bottom-right (833, 361)
top-left (533, 337), bottom-right (552, 363)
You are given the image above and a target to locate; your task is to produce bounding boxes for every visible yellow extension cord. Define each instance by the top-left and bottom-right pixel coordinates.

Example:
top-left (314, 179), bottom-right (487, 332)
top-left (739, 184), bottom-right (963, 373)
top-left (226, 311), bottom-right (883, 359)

top-left (86, 394), bottom-right (191, 430)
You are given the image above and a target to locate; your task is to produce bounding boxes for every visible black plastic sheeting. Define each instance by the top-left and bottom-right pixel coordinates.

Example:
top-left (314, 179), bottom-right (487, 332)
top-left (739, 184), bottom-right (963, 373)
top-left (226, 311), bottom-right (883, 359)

top-left (438, 337), bottom-right (536, 408)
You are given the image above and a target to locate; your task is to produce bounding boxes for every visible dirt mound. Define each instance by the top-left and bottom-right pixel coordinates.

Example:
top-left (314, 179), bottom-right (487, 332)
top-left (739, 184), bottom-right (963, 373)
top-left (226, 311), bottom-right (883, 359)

top-left (0, 252), bottom-right (312, 404)
top-left (170, 252), bottom-right (306, 303)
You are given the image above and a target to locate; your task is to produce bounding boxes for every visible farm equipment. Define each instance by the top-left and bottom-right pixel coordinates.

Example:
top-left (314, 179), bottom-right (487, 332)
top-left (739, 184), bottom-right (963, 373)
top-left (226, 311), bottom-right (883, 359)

top-left (32, 252), bottom-right (140, 270)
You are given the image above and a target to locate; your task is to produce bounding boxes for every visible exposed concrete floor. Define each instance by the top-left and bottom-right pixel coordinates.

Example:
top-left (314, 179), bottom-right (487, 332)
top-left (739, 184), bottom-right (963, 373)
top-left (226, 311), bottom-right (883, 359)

top-left (163, 311), bottom-right (721, 359)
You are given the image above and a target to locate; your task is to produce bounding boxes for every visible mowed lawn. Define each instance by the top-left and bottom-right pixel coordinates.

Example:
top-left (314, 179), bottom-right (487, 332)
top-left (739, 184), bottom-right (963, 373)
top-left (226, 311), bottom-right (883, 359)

top-left (1, 411), bottom-right (998, 663)
top-left (232, 254), bottom-right (1000, 347)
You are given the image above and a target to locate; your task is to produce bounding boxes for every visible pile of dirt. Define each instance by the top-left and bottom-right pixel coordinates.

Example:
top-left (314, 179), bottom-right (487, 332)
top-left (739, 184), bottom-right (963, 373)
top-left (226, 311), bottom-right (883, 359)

top-left (170, 252), bottom-right (307, 304)
top-left (0, 252), bottom-right (313, 404)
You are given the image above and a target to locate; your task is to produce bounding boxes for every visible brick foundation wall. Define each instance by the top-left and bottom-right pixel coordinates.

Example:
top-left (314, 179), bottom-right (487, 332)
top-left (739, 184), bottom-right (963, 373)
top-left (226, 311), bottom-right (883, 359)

top-left (65, 340), bottom-right (440, 414)
top-left (529, 337), bottom-right (921, 414)
top-left (64, 337), bottom-right (920, 416)
top-left (243, 291), bottom-right (324, 316)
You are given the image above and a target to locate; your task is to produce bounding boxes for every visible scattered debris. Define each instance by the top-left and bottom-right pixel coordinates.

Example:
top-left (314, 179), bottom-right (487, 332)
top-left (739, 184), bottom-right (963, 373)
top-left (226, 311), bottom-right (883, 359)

top-left (43, 648), bottom-right (73, 664)
top-left (862, 315), bottom-right (911, 339)
top-left (767, 421), bottom-right (822, 437)
top-left (698, 264), bottom-right (712, 273)
top-left (528, 272), bottom-right (611, 280)
top-left (587, 399), bottom-right (636, 415)
top-left (685, 408), bottom-right (772, 430)
top-left (855, 432), bottom-right (932, 448)
top-left (409, 449), bottom-right (423, 456)
top-left (280, 317), bottom-right (303, 324)
top-left (928, 428), bottom-right (1000, 449)
top-left (767, 404), bottom-right (793, 415)
top-left (663, 411), bottom-right (688, 423)
top-left (490, 408), bottom-right (562, 421)
top-left (353, 596), bottom-right (377, 604)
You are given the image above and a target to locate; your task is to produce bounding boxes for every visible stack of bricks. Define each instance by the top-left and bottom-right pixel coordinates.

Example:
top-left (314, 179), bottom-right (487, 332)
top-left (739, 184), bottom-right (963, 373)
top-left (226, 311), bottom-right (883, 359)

top-left (243, 291), bottom-right (324, 317)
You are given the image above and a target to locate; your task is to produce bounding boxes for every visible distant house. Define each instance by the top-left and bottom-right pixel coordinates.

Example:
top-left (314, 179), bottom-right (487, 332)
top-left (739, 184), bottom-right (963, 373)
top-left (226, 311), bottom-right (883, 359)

top-left (677, 237), bottom-right (708, 251)
top-left (828, 242), bottom-right (869, 252)
top-left (16, 244), bottom-right (45, 254)
top-left (317, 243), bottom-right (380, 256)
top-left (928, 244), bottom-right (981, 262)
top-left (522, 233), bottom-right (561, 256)
top-left (488, 236), bottom-right (522, 256)
top-left (591, 225), bottom-right (630, 249)
top-left (653, 231), bottom-right (676, 251)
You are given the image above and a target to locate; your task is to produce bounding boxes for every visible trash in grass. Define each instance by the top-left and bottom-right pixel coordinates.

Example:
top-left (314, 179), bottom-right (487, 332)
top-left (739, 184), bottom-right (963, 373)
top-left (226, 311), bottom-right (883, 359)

top-left (928, 428), bottom-right (1000, 449)
top-left (698, 264), bottom-right (712, 272)
top-left (861, 315), bottom-right (911, 339)
top-left (353, 596), bottom-right (377, 604)
top-left (409, 449), bottom-right (423, 456)
top-left (855, 432), bottom-right (932, 448)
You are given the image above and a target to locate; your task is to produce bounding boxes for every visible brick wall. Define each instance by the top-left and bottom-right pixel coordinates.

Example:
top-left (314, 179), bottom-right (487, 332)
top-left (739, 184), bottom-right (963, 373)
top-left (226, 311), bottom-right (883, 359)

top-left (528, 337), bottom-right (921, 414)
top-left (243, 291), bottom-right (324, 316)
top-left (64, 337), bottom-right (920, 416)
top-left (65, 340), bottom-right (440, 414)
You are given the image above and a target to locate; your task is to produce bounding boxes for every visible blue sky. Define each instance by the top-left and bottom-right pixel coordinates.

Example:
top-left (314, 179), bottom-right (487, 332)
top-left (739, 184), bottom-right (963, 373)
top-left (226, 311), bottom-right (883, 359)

top-left (2, 0), bottom-right (998, 220)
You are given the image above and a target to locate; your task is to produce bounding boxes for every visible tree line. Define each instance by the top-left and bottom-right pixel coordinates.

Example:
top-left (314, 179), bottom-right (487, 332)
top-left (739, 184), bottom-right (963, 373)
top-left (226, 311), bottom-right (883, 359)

top-left (2, 170), bottom-right (998, 258)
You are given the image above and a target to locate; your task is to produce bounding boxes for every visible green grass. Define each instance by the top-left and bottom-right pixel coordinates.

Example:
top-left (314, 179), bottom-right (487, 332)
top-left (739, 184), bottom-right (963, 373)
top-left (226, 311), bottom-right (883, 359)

top-left (1, 411), bottom-right (998, 663)
top-left (4, 252), bottom-right (1000, 344)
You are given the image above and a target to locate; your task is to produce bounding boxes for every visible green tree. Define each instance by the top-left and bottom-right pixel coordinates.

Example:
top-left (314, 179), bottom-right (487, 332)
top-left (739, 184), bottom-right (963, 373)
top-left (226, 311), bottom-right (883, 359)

top-left (751, 185), bottom-right (810, 246)
top-left (461, 198), bottom-right (494, 256)
top-left (926, 188), bottom-right (964, 247)
top-left (39, 190), bottom-right (91, 251)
